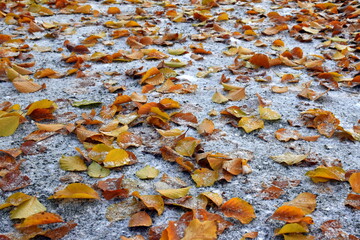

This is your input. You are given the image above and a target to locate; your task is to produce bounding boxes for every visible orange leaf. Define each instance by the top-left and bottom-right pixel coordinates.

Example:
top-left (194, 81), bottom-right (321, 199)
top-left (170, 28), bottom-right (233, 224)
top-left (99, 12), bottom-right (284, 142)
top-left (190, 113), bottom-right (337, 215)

top-left (182, 219), bottom-right (217, 240)
top-left (197, 119), bottom-right (215, 135)
top-left (49, 183), bottom-right (100, 199)
top-left (133, 192), bottom-right (164, 215)
top-left (249, 54), bottom-right (270, 68)
top-left (128, 211), bottom-right (152, 227)
top-left (275, 128), bottom-right (301, 142)
top-left (284, 193), bottom-right (317, 215)
top-left (34, 68), bottom-right (58, 79)
top-left (345, 194), bottom-right (360, 210)
top-left (349, 172), bottom-right (360, 193)
top-left (220, 197), bottom-right (256, 224)
top-left (107, 7), bottom-right (121, 14)
top-left (15, 212), bottom-right (63, 228)
top-left (271, 206), bottom-right (305, 223)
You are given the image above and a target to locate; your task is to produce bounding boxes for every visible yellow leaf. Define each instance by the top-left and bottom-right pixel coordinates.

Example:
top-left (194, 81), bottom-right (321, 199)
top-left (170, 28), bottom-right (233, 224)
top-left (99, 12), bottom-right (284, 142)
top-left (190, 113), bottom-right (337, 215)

top-left (197, 119), bottom-right (215, 135)
top-left (284, 234), bottom-right (315, 240)
top-left (0, 192), bottom-right (32, 210)
top-left (270, 153), bottom-right (308, 165)
top-left (200, 192), bottom-right (223, 207)
top-left (284, 192), bottom-right (317, 215)
top-left (275, 223), bottom-right (308, 235)
top-left (156, 187), bottom-right (191, 199)
top-left (212, 91), bottom-right (228, 103)
top-left (88, 144), bottom-right (113, 162)
top-left (87, 161), bottom-right (110, 178)
top-left (0, 115), bottom-right (20, 137)
top-left (103, 149), bottom-right (130, 168)
top-left (26, 99), bottom-right (56, 116)
top-left (182, 219), bottom-right (217, 240)
top-left (168, 48), bottom-right (187, 55)
top-left (174, 137), bottom-right (201, 157)
top-left (10, 197), bottom-right (46, 219)
top-left (59, 155), bottom-right (87, 171)
top-left (157, 128), bottom-right (184, 137)
top-left (306, 166), bottom-right (346, 183)
top-left (238, 117), bottom-right (264, 133)
top-left (259, 106), bottom-right (281, 120)
top-left (220, 197), bottom-right (256, 224)
top-left (136, 165), bottom-right (159, 179)
top-left (48, 183), bottom-right (100, 199)
top-left (191, 168), bottom-right (219, 187)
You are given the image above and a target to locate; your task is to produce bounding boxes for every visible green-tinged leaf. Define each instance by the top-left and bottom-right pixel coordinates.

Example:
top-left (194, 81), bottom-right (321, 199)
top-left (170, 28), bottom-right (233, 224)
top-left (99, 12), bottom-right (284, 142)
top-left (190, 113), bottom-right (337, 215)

top-left (164, 60), bottom-right (187, 68)
top-left (0, 115), bottom-right (20, 137)
top-left (156, 187), bottom-right (191, 199)
top-left (10, 197), bottom-right (46, 219)
top-left (87, 161), bottom-right (110, 178)
top-left (59, 155), bottom-right (87, 171)
top-left (72, 100), bottom-right (102, 108)
top-left (136, 165), bottom-right (159, 179)
top-left (168, 48), bottom-right (187, 55)
top-left (270, 153), bottom-right (308, 165)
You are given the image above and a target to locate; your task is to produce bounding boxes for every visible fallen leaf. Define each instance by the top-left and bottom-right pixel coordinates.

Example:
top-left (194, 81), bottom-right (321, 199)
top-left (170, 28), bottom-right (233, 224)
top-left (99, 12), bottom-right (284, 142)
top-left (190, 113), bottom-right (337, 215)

top-left (129, 211), bottom-right (152, 227)
top-left (106, 198), bottom-right (144, 222)
top-left (220, 197), bottom-right (256, 224)
top-left (174, 137), bottom-right (201, 157)
top-left (0, 115), bottom-right (20, 137)
top-left (103, 149), bottom-right (131, 168)
top-left (156, 187), bottom-right (191, 199)
top-left (349, 173), bottom-right (360, 193)
top-left (238, 117), bottom-right (264, 133)
top-left (136, 165), bottom-right (159, 179)
top-left (200, 192), bottom-right (223, 207)
top-left (270, 153), bottom-right (308, 165)
top-left (182, 219), bottom-right (217, 240)
top-left (197, 119), bottom-right (215, 135)
top-left (10, 197), bottom-right (46, 219)
top-left (345, 194), bottom-right (360, 210)
top-left (191, 168), bottom-right (219, 187)
top-left (259, 106), bottom-right (281, 120)
top-left (87, 162), bottom-right (110, 178)
top-left (275, 128), bottom-right (301, 142)
top-left (59, 155), bottom-right (87, 171)
top-left (133, 192), bottom-right (164, 215)
top-left (49, 183), bottom-right (100, 199)
top-left (275, 223), bottom-right (308, 235)
top-left (15, 212), bottom-right (63, 228)
top-left (270, 206), bottom-right (305, 223)
top-left (284, 193), bottom-right (317, 215)
top-left (306, 166), bottom-right (346, 183)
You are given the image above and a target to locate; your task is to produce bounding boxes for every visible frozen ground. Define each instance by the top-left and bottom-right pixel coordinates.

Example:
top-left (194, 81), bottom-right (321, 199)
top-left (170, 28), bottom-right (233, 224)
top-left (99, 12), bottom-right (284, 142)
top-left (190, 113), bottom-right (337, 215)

top-left (0, 0), bottom-right (359, 239)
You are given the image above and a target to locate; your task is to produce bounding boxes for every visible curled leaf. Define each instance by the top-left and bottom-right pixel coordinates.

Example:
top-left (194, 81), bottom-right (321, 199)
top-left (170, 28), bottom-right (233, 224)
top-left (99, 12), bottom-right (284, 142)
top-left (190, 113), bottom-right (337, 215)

top-left (306, 166), bottom-right (346, 183)
top-left (49, 183), bottom-right (100, 199)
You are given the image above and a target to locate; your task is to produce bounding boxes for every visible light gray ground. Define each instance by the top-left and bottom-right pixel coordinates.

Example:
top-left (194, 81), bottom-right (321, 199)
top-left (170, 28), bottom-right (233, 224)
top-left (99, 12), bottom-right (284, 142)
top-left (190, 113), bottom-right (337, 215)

top-left (0, 0), bottom-right (359, 239)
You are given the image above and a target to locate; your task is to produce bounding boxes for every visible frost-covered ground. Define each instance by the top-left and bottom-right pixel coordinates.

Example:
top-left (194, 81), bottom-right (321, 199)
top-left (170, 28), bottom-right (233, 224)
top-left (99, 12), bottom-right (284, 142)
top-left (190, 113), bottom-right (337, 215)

top-left (0, 0), bottom-right (360, 239)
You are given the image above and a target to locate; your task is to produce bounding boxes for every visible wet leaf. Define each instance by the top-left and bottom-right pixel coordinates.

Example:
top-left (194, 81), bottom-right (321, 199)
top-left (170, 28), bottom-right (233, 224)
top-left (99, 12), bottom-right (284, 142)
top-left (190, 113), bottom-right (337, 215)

top-left (191, 168), bottom-right (219, 187)
top-left (306, 166), bottom-right (346, 183)
top-left (136, 165), bottom-right (159, 179)
top-left (238, 117), bottom-right (264, 133)
top-left (270, 153), bottom-right (308, 165)
top-left (15, 212), bottom-right (63, 228)
top-left (182, 219), bottom-right (217, 240)
top-left (106, 198), bottom-right (144, 222)
top-left (49, 183), bottom-right (100, 199)
top-left (10, 197), bottom-right (46, 219)
top-left (87, 161), bottom-right (110, 178)
top-left (220, 197), bottom-right (256, 224)
top-left (156, 187), bottom-right (191, 199)
top-left (59, 155), bottom-right (87, 171)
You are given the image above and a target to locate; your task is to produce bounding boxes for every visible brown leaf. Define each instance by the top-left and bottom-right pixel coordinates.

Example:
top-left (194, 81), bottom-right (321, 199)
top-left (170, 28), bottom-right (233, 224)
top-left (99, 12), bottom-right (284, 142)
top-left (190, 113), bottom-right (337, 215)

top-left (349, 172), bottom-right (360, 193)
top-left (345, 194), bottom-right (360, 210)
